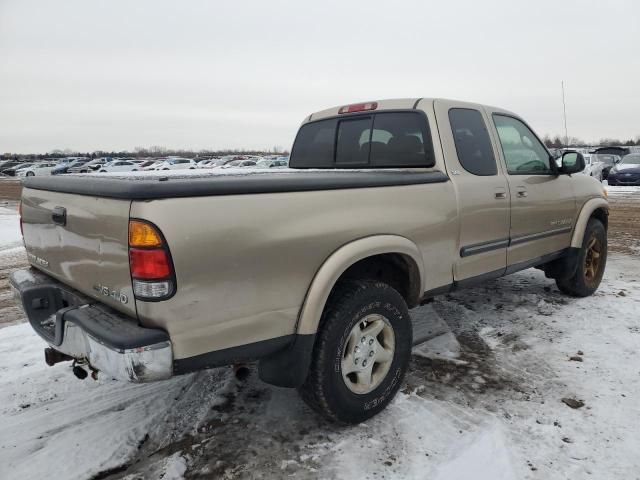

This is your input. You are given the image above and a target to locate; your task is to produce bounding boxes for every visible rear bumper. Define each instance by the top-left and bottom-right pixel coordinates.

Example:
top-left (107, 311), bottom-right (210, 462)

top-left (9, 268), bottom-right (173, 383)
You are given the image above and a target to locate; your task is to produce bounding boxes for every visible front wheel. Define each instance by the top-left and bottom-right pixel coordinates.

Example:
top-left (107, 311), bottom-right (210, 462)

top-left (26, 171), bottom-right (34, 177)
top-left (298, 280), bottom-right (412, 424)
top-left (556, 218), bottom-right (607, 297)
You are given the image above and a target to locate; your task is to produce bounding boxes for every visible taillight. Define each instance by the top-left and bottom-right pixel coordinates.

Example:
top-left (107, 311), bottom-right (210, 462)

top-left (128, 219), bottom-right (175, 301)
top-left (338, 102), bottom-right (378, 114)
top-left (129, 249), bottom-right (171, 279)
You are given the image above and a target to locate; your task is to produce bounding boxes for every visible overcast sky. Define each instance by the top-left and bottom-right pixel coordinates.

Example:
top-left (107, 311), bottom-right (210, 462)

top-left (1, 0), bottom-right (638, 153)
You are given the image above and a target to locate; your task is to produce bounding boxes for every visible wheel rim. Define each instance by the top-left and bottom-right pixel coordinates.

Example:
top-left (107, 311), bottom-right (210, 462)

top-left (341, 314), bottom-right (395, 395)
top-left (584, 234), bottom-right (602, 285)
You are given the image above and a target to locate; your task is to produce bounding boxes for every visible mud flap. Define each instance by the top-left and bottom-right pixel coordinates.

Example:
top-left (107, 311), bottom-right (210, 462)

top-left (258, 334), bottom-right (316, 388)
top-left (542, 247), bottom-right (580, 280)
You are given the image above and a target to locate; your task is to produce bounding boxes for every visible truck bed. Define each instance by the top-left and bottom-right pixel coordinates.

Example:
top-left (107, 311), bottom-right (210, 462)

top-left (23, 169), bottom-right (448, 199)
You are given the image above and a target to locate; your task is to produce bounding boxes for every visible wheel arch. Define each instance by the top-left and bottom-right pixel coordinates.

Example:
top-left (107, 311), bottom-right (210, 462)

top-left (295, 235), bottom-right (424, 336)
top-left (571, 198), bottom-right (609, 248)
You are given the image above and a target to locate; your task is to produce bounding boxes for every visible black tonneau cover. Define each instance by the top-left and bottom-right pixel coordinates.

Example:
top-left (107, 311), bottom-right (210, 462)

top-left (23, 170), bottom-right (448, 200)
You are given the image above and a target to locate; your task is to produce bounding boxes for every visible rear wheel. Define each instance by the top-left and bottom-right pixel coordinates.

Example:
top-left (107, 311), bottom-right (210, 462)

top-left (298, 280), bottom-right (412, 424)
top-left (556, 218), bottom-right (607, 297)
top-left (26, 171), bottom-right (34, 177)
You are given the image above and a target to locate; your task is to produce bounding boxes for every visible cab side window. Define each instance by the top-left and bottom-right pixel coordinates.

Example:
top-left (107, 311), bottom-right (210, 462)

top-left (493, 115), bottom-right (552, 174)
top-left (448, 108), bottom-right (497, 176)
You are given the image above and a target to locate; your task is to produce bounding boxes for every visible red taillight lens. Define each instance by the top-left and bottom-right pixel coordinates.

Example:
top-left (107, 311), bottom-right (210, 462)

top-left (338, 102), bottom-right (378, 114)
top-left (129, 248), bottom-right (171, 279)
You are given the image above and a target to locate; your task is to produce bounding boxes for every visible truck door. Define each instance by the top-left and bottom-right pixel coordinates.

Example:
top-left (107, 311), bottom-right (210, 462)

top-left (434, 100), bottom-right (510, 282)
top-left (487, 112), bottom-right (576, 266)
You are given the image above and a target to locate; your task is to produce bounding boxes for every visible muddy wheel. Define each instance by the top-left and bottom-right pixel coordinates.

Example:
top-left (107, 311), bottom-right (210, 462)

top-left (298, 280), bottom-right (412, 424)
top-left (556, 218), bottom-right (607, 297)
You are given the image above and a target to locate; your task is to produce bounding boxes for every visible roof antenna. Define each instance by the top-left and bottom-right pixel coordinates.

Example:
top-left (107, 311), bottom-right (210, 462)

top-left (561, 80), bottom-right (569, 147)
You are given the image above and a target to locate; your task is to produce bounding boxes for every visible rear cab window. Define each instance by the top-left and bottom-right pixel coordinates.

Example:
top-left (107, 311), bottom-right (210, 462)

top-left (290, 111), bottom-right (435, 169)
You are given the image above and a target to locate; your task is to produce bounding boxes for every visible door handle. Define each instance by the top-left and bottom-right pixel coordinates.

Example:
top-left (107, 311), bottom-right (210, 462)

top-left (517, 190), bottom-right (528, 198)
top-left (52, 206), bottom-right (67, 226)
top-left (495, 191), bottom-right (506, 199)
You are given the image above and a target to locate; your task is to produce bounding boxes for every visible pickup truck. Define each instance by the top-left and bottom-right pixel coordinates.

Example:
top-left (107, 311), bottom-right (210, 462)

top-left (10, 98), bottom-right (609, 424)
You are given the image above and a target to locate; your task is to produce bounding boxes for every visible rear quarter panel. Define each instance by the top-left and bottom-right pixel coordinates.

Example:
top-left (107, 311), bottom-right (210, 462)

top-left (131, 182), bottom-right (457, 360)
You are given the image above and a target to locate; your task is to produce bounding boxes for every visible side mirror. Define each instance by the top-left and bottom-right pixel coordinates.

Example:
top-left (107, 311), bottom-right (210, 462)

top-left (561, 151), bottom-right (585, 174)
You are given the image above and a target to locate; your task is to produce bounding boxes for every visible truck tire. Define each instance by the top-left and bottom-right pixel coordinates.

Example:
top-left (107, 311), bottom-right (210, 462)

top-left (556, 218), bottom-right (607, 297)
top-left (298, 280), bottom-right (412, 424)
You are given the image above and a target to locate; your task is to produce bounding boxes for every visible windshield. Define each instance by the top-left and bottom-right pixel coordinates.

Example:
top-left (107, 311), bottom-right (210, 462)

top-left (621, 154), bottom-right (640, 165)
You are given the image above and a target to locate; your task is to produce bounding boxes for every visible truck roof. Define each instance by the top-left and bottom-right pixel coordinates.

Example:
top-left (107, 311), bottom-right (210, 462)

top-left (305, 98), bottom-right (516, 123)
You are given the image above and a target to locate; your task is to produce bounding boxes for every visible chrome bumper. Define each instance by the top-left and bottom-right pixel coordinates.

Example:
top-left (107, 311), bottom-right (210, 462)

top-left (10, 268), bottom-right (173, 383)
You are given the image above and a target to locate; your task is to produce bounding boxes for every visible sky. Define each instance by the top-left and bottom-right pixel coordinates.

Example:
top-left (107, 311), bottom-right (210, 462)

top-left (1, 0), bottom-right (638, 154)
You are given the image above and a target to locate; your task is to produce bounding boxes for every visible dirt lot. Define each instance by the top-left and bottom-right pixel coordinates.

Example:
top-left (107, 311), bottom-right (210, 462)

top-left (0, 184), bottom-right (638, 479)
top-left (0, 178), bottom-right (22, 200)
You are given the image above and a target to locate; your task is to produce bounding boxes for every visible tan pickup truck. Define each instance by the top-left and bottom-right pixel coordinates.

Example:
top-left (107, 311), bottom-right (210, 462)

top-left (11, 98), bottom-right (608, 423)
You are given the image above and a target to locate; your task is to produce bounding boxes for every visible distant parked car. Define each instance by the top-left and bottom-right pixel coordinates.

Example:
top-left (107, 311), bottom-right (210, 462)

top-left (592, 154), bottom-right (621, 180)
top-left (255, 159), bottom-right (274, 168)
top-left (207, 158), bottom-right (238, 168)
top-left (580, 155), bottom-right (605, 181)
top-left (196, 159), bottom-right (217, 169)
top-left (53, 159), bottom-right (92, 175)
top-left (153, 158), bottom-right (197, 170)
top-left (0, 161), bottom-right (26, 174)
top-left (270, 157), bottom-right (288, 168)
top-left (16, 162), bottom-right (59, 177)
top-left (68, 159), bottom-right (105, 173)
top-left (607, 153), bottom-right (640, 186)
top-left (2, 162), bottom-right (36, 176)
top-left (98, 160), bottom-right (140, 173)
top-left (142, 160), bottom-right (164, 171)
top-left (221, 159), bottom-right (257, 169)
top-left (590, 147), bottom-right (629, 180)
top-left (135, 160), bottom-right (158, 170)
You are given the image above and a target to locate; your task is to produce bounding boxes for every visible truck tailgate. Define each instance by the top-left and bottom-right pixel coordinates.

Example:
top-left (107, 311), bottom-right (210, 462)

top-left (21, 187), bottom-right (136, 317)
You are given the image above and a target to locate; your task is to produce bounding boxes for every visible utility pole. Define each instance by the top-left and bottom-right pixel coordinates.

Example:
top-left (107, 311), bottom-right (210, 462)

top-left (561, 80), bottom-right (569, 147)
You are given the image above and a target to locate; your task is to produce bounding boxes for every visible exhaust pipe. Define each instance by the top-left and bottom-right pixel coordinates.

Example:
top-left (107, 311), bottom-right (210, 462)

top-left (72, 365), bottom-right (88, 380)
top-left (44, 348), bottom-right (73, 367)
top-left (233, 363), bottom-right (251, 381)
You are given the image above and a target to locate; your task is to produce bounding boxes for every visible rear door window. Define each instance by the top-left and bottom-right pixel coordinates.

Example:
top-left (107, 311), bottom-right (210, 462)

top-left (448, 108), bottom-right (497, 176)
top-left (290, 112), bottom-right (434, 168)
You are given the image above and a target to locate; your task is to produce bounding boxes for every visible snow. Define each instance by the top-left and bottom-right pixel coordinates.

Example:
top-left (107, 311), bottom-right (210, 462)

top-left (0, 204), bottom-right (21, 251)
top-left (1, 204), bottom-right (639, 478)
top-left (605, 185), bottom-right (640, 198)
top-left (160, 452), bottom-right (188, 480)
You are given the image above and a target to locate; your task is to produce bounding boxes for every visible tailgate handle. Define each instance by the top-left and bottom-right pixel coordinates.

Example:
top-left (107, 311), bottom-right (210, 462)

top-left (52, 206), bottom-right (67, 226)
